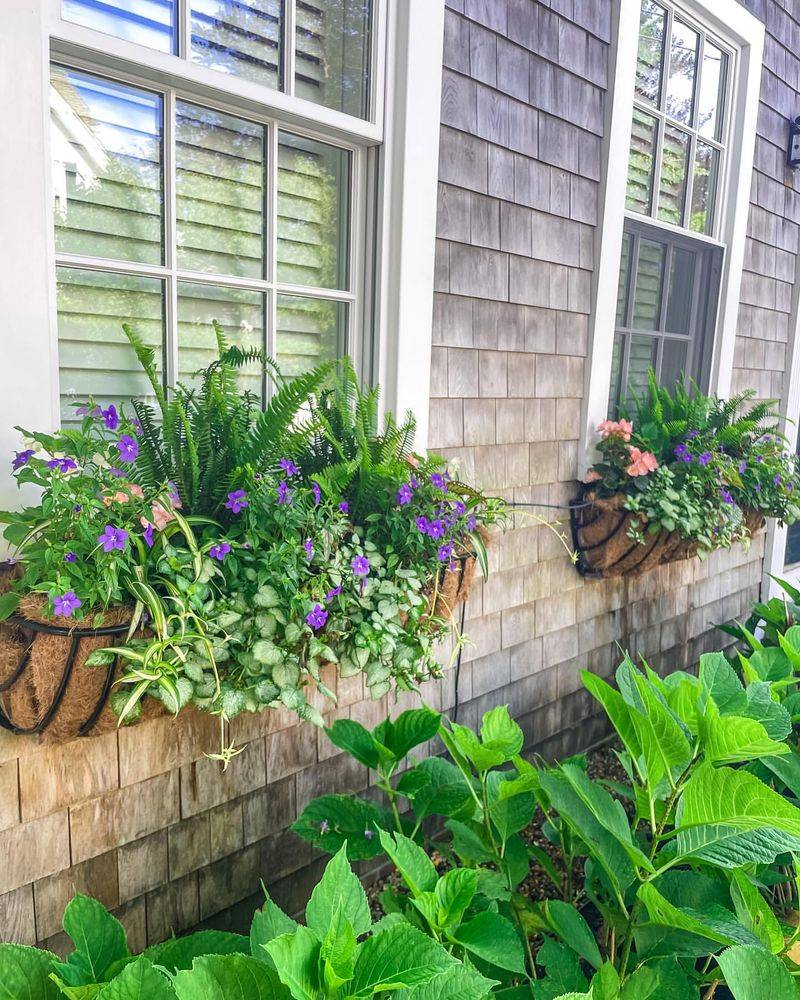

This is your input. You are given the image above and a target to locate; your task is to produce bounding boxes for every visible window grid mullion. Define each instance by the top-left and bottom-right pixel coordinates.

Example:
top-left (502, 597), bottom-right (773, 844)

top-left (284, 0), bottom-right (296, 97)
top-left (164, 88), bottom-right (179, 390)
top-left (178, 0), bottom-right (190, 59)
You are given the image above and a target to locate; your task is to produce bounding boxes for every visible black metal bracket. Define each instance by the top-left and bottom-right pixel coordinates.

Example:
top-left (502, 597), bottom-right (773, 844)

top-left (0, 616), bottom-right (130, 736)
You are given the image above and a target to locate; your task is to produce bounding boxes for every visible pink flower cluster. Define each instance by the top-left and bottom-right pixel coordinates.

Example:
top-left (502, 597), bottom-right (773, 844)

top-left (597, 419), bottom-right (633, 442)
top-left (586, 419), bottom-right (659, 482)
top-left (625, 447), bottom-right (659, 477)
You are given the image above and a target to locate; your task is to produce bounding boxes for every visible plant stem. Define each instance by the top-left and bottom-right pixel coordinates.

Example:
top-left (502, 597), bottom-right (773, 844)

top-left (703, 981), bottom-right (719, 999)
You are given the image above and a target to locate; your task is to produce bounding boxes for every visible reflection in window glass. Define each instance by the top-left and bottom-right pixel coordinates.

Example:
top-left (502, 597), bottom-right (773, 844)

top-left (277, 294), bottom-right (345, 375)
top-left (62, 0), bottom-right (176, 53)
top-left (698, 41), bottom-right (727, 140)
top-left (295, 0), bottom-right (372, 119)
top-left (626, 109), bottom-right (658, 215)
top-left (616, 232), bottom-right (632, 326)
top-left (665, 247), bottom-right (696, 335)
top-left (608, 335), bottom-right (624, 416)
top-left (277, 133), bottom-right (350, 289)
top-left (50, 67), bottom-right (164, 265)
top-left (635, 1), bottom-right (666, 106)
top-left (657, 125), bottom-right (690, 226)
top-left (628, 335), bottom-right (658, 399)
top-left (178, 282), bottom-right (265, 399)
top-left (666, 20), bottom-right (698, 125)
top-left (176, 102), bottom-right (265, 279)
top-left (190, 0), bottom-right (282, 89)
top-left (660, 338), bottom-right (688, 388)
top-left (632, 240), bottom-right (665, 331)
top-left (691, 141), bottom-right (720, 235)
top-left (57, 267), bottom-right (164, 424)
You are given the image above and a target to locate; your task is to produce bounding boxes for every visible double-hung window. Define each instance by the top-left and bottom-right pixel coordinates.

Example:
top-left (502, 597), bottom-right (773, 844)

top-left (48, 0), bottom-right (374, 423)
top-left (608, 0), bottom-right (732, 411)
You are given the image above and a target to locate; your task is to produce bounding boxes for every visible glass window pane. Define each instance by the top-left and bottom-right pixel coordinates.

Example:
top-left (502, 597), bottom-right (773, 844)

top-left (277, 133), bottom-right (350, 289)
top-left (295, 0), bottom-right (372, 119)
top-left (50, 67), bottom-right (163, 265)
top-left (690, 141), bottom-right (720, 235)
top-left (616, 232), bottom-right (632, 326)
top-left (626, 109), bottom-right (658, 215)
top-left (660, 338), bottom-right (688, 388)
top-left (632, 240), bottom-right (665, 331)
top-left (665, 247), bottom-right (696, 335)
top-left (277, 294), bottom-right (346, 375)
top-left (698, 41), bottom-right (727, 140)
top-left (176, 102), bottom-right (265, 279)
top-left (666, 20), bottom-right (698, 125)
top-left (62, 0), bottom-right (176, 53)
top-left (608, 334), bottom-right (625, 416)
top-left (57, 267), bottom-right (164, 425)
top-left (177, 282), bottom-right (265, 400)
top-left (190, 1), bottom-right (282, 89)
top-left (627, 335), bottom-right (658, 400)
top-left (657, 125), bottom-right (690, 226)
top-left (635, 1), bottom-right (666, 106)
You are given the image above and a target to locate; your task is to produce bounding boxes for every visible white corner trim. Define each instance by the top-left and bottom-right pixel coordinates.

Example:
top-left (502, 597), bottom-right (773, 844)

top-left (371, 0), bottom-right (445, 452)
top-left (580, 0), bottom-right (765, 474)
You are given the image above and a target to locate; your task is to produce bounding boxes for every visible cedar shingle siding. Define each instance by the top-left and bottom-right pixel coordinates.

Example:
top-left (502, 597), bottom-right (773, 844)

top-left (0, 0), bottom-right (791, 950)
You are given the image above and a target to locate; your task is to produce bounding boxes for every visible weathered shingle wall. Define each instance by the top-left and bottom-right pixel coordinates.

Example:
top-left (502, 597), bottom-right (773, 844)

top-left (0, 0), bottom-right (786, 953)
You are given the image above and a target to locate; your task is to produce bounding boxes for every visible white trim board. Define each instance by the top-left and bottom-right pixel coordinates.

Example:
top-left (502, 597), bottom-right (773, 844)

top-left (580, 0), bottom-right (765, 473)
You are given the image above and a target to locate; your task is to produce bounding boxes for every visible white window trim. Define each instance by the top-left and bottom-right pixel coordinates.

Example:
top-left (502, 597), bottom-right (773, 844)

top-left (0, 0), bottom-right (445, 520)
top-left (580, 0), bottom-right (765, 473)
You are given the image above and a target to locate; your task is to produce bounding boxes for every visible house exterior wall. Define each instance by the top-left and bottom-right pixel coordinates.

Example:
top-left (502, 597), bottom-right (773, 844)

top-left (0, 0), bottom-right (791, 952)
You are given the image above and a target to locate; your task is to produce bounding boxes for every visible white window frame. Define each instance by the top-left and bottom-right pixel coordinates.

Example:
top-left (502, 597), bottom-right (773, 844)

top-left (580, 0), bottom-right (764, 472)
top-left (0, 0), bottom-right (445, 515)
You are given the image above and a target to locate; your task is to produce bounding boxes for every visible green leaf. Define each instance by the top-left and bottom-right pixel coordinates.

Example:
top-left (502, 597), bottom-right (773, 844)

top-left (347, 923), bottom-right (458, 997)
top-left (743, 683), bottom-right (792, 741)
top-left (582, 671), bottom-right (642, 762)
top-left (56, 895), bottom-right (129, 985)
top-left (306, 844), bottom-right (371, 939)
top-left (445, 820), bottom-right (494, 865)
top-left (628, 671), bottom-right (692, 795)
top-left (291, 795), bottom-right (391, 860)
top-left (618, 959), bottom-right (698, 1000)
top-left (729, 871), bottom-right (784, 955)
top-left (400, 963), bottom-right (499, 1000)
top-left (636, 883), bottom-right (757, 949)
top-left (698, 652), bottom-right (747, 716)
top-left (397, 759), bottom-right (473, 822)
top-left (95, 958), bottom-right (175, 999)
top-left (434, 868), bottom-right (478, 929)
top-left (487, 772), bottom-right (536, 843)
top-left (324, 720), bottom-right (380, 770)
top-left (0, 591), bottom-right (20, 622)
top-left (0, 944), bottom-right (59, 1000)
top-left (700, 714), bottom-right (790, 765)
top-left (378, 830), bottom-right (438, 896)
top-left (320, 905), bottom-right (357, 992)
top-left (742, 648), bottom-right (792, 684)
top-left (480, 706), bottom-right (524, 760)
top-left (265, 927), bottom-right (320, 1000)
top-left (544, 900), bottom-right (602, 969)
top-left (452, 911), bottom-right (526, 974)
top-left (381, 708), bottom-right (442, 761)
top-left (143, 931), bottom-right (248, 973)
top-left (250, 900), bottom-right (298, 964)
top-left (716, 945), bottom-right (797, 1000)
top-left (173, 954), bottom-right (290, 1000)
top-left (531, 939), bottom-right (588, 1000)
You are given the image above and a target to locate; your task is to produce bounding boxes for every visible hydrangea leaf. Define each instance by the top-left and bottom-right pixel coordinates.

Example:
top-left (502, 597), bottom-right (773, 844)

top-left (0, 944), bottom-right (59, 1000)
top-left (95, 957), bottom-right (175, 999)
top-left (173, 954), bottom-right (289, 1000)
top-left (305, 844), bottom-right (371, 939)
top-left (716, 945), bottom-right (796, 1000)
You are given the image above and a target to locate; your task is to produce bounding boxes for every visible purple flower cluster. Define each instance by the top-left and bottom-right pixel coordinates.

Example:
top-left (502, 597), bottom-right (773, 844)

top-left (98, 524), bottom-right (128, 552)
top-left (115, 435), bottom-right (139, 464)
top-left (304, 538), bottom-right (315, 560)
top-left (226, 489), bottom-right (248, 514)
top-left (210, 541), bottom-right (231, 561)
top-left (277, 481), bottom-right (292, 506)
top-left (306, 603), bottom-right (328, 631)
top-left (674, 443), bottom-right (693, 464)
top-left (279, 458), bottom-right (300, 477)
top-left (12, 449), bottom-right (34, 471)
top-left (54, 591), bottom-right (81, 617)
top-left (47, 457), bottom-right (78, 473)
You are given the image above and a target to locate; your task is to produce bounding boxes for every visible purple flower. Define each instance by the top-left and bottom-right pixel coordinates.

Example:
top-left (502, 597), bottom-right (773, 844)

top-left (437, 542), bottom-right (454, 562)
top-left (319, 819), bottom-right (330, 834)
top-left (12, 449), bottom-right (34, 470)
top-left (142, 521), bottom-right (155, 548)
top-left (351, 555), bottom-right (370, 577)
top-left (427, 519), bottom-right (445, 540)
top-left (312, 481), bottom-right (321, 507)
top-left (467, 514), bottom-right (478, 531)
top-left (415, 516), bottom-right (429, 534)
top-left (397, 483), bottom-right (414, 506)
top-left (108, 467), bottom-right (125, 478)
top-left (75, 404), bottom-right (90, 417)
top-left (756, 484), bottom-right (762, 493)
top-left (225, 489), bottom-right (249, 514)
top-left (687, 429), bottom-right (700, 438)
top-left (73, 504), bottom-right (83, 513)
top-left (739, 460), bottom-right (747, 474)
top-left (430, 473), bottom-right (448, 490)
top-left (53, 591), bottom-right (81, 618)
top-left (279, 458), bottom-right (300, 477)
top-left (277, 481), bottom-right (292, 506)
top-left (167, 481), bottom-right (181, 506)
top-left (698, 452), bottom-right (712, 466)
top-left (47, 457), bottom-right (77, 473)
top-left (304, 538), bottom-right (315, 560)
top-left (101, 405), bottom-right (119, 431)
top-left (306, 603), bottom-right (328, 631)
top-left (209, 541), bottom-right (231, 561)
top-left (757, 455), bottom-right (764, 463)
top-left (720, 487), bottom-right (735, 505)
top-left (131, 419), bottom-right (143, 435)
top-left (97, 523), bottom-right (128, 553)
top-left (64, 551), bottom-right (77, 563)
top-left (364, 828), bottom-right (374, 840)
top-left (775, 474), bottom-right (783, 486)
top-left (454, 500), bottom-right (466, 515)
top-left (115, 435), bottom-right (139, 464)
top-left (325, 585), bottom-right (343, 603)
top-left (789, 483), bottom-right (795, 493)
top-left (339, 501), bottom-right (349, 514)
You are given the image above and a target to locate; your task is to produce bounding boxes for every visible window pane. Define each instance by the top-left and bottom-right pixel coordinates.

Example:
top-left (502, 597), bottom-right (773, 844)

top-left (177, 281), bottom-right (265, 400)
top-left (665, 247), bottom-right (696, 335)
top-left (660, 338), bottom-right (688, 388)
top-left (176, 102), bottom-right (265, 279)
top-left (277, 294), bottom-right (346, 375)
top-left (57, 267), bottom-right (164, 425)
top-left (616, 232), bottom-right (632, 326)
top-left (658, 125), bottom-right (690, 226)
top-left (627, 335), bottom-right (657, 399)
top-left (190, 0), bottom-right (282, 89)
top-left (62, 0), bottom-right (176, 53)
top-left (277, 133), bottom-right (350, 289)
top-left (295, 0), bottom-right (372, 119)
top-left (698, 41), bottom-right (727, 141)
top-left (632, 240), bottom-right (665, 330)
top-left (626, 109), bottom-right (658, 215)
top-left (666, 20), bottom-right (698, 125)
top-left (608, 334), bottom-right (625, 416)
top-left (690, 141), bottom-right (720, 235)
top-left (635, 1), bottom-right (666, 106)
top-left (50, 67), bottom-right (163, 265)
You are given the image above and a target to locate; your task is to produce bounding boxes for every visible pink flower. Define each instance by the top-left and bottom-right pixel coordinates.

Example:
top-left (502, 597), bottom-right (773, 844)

top-left (150, 502), bottom-right (175, 530)
top-left (626, 447), bottom-right (659, 477)
top-left (105, 483), bottom-right (145, 505)
top-left (584, 470), bottom-right (602, 483)
top-left (597, 419), bottom-right (633, 442)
